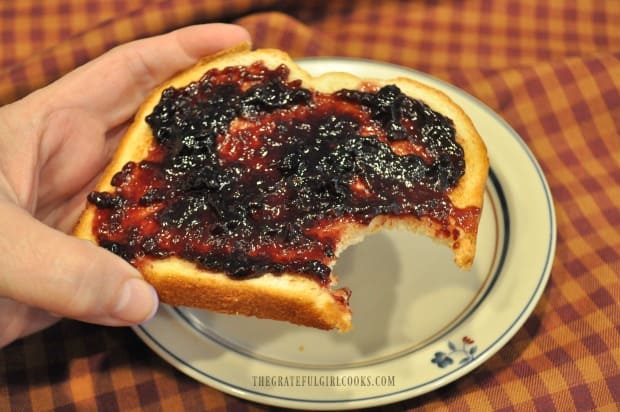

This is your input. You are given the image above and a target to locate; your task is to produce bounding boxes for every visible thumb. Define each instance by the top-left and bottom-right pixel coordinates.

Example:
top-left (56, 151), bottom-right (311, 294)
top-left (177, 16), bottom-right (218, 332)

top-left (0, 202), bottom-right (158, 326)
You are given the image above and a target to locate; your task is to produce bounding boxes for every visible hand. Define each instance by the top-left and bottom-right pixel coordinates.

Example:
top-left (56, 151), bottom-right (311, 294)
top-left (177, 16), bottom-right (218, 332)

top-left (0, 24), bottom-right (252, 348)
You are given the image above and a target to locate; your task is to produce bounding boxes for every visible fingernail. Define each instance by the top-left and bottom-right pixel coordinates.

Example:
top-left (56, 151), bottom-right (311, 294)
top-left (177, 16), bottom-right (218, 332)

top-left (113, 278), bottom-right (159, 323)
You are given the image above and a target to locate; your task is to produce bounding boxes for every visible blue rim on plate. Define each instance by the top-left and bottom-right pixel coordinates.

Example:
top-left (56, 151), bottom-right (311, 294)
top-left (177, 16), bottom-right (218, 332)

top-left (133, 57), bottom-right (556, 410)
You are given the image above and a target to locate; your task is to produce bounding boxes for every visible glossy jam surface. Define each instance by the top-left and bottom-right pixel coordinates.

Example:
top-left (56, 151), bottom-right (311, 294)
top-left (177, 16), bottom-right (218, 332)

top-left (88, 62), bottom-right (474, 283)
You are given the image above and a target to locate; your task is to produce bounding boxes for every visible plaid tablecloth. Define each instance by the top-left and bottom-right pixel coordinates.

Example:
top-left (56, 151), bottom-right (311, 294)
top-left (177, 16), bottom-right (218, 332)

top-left (1, 1), bottom-right (618, 410)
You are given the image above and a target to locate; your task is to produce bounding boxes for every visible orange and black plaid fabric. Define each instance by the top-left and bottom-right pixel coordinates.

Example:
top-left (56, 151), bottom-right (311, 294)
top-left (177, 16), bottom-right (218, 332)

top-left (1, 1), bottom-right (619, 410)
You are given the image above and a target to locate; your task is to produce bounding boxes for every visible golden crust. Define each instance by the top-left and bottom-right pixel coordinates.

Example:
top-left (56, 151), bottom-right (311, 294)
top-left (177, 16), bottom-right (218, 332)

top-left (73, 43), bottom-right (488, 331)
top-left (141, 257), bottom-right (351, 331)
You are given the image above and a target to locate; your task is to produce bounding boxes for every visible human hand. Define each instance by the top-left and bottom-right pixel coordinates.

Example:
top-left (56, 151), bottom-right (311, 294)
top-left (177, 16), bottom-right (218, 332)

top-left (0, 24), bottom-right (251, 348)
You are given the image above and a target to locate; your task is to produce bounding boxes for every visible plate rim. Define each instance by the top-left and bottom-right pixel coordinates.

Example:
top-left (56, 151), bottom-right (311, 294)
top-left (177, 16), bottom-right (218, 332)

top-left (133, 56), bottom-right (557, 409)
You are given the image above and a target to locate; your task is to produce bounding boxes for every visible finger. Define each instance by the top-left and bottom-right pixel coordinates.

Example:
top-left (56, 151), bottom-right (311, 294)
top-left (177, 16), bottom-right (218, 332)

top-left (0, 202), bottom-right (158, 326)
top-left (34, 107), bottom-right (126, 221)
top-left (39, 23), bottom-right (251, 128)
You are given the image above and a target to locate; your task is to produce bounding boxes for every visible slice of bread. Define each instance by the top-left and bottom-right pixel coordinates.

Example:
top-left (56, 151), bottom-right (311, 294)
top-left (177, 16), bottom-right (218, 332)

top-left (73, 43), bottom-right (488, 332)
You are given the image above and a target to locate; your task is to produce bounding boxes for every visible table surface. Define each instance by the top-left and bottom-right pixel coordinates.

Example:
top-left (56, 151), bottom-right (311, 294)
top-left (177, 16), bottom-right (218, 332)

top-left (1, 1), bottom-right (619, 411)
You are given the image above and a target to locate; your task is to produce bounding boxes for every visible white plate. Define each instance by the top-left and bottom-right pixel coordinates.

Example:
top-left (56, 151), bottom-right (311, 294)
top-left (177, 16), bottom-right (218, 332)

top-left (133, 58), bottom-right (556, 410)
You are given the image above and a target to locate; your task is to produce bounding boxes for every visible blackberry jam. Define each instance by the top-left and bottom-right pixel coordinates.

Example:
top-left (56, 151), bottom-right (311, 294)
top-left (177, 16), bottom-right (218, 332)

top-left (88, 62), bottom-right (474, 284)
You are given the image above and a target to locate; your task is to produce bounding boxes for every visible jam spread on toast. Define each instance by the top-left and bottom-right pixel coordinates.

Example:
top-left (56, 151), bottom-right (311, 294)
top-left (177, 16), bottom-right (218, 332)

top-left (88, 62), bottom-right (477, 284)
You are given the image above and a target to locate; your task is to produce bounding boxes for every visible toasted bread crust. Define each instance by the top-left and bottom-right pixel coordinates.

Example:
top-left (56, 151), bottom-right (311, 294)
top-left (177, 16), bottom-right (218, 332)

top-left (73, 43), bottom-right (488, 331)
top-left (141, 256), bottom-right (351, 331)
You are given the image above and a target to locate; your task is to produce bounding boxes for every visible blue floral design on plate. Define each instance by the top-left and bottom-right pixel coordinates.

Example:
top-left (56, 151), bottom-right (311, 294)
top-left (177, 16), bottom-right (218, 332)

top-left (431, 336), bottom-right (477, 368)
